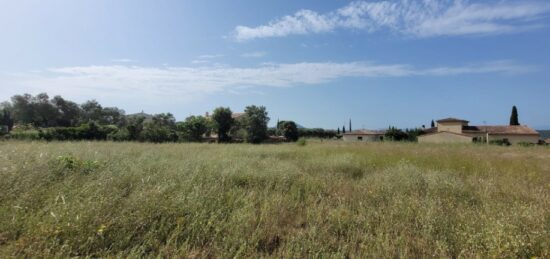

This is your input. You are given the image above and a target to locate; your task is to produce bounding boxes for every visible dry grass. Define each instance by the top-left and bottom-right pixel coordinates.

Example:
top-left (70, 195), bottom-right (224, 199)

top-left (0, 140), bottom-right (548, 258)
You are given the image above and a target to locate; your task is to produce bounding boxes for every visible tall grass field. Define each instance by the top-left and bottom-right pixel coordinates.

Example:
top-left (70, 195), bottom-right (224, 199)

top-left (0, 141), bottom-right (548, 257)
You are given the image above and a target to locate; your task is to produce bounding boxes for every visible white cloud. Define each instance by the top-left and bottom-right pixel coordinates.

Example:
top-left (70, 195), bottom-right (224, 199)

top-left (111, 58), bottom-right (136, 63)
top-left (233, 0), bottom-right (550, 41)
top-left (242, 51), bottom-right (267, 58)
top-left (198, 54), bottom-right (224, 59)
top-left (191, 59), bottom-right (210, 65)
top-left (1, 60), bottom-right (533, 102)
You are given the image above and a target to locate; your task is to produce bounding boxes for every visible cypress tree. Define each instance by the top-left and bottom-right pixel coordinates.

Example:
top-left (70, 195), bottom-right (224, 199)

top-left (337, 127), bottom-right (340, 135)
top-left (510, 106), bottom-right (520, 126)
top-left (349, 119), bottom-right (352, 132)
top-left (431, 120), bottom-right (435, 128)
top-left (343, 126), bottom-right (346, 134)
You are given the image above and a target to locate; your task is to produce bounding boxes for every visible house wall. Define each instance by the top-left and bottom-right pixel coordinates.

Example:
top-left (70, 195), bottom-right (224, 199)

top-left (343, 134), bottom-right (384, 142)
top-left (418, 132), bottom-right (473, 144)
top-left (463, 133), bottom-right (539, 144)
top-left (437, 122), bottom-right (464, 134)
top-left (487, 135), bottom-right (539, 144)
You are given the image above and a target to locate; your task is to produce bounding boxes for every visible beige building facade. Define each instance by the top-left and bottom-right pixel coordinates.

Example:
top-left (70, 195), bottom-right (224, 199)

top-left (418, 118), bottom-right (540, 144)
top-left (343, 130), bottom-right (386, 142)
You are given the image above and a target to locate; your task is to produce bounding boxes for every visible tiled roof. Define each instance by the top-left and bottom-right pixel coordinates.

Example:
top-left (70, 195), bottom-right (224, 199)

top-left (436, 118), bottom-right (469, 123)
top-left (423, 125), bottom-right (539, 136)
top-left (422, 127), bottom-right (438, 134)
top-left (463, 125), bottom-right (539, 135)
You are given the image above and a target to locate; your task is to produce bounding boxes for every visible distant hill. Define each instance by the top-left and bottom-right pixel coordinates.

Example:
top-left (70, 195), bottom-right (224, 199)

top-left (537, 130), bottom-right (550, 139)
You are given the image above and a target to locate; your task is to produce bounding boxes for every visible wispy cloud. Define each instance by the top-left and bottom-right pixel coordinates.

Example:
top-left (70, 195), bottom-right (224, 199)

top-left (3, 60), bottom-right (533, 101)
top-left (198, 54), bottom-right (224, 59)
top-left (242, 51), bottom-right (267, 58)
top-left (233, 0), bottom-right (550, 41)
top-left (111, 58), bottom-right (136, 63)
top-left (191, 54), bottom-right (225, 65)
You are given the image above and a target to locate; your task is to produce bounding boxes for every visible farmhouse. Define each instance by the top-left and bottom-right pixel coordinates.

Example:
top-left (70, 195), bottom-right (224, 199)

top-left (418, 118), bottom-right (540, 144)
top-left (343, 129), bottom-right (386, 142)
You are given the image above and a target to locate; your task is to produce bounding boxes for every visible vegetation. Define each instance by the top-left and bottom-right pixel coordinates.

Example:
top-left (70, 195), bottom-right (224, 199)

top-left (278, 121), bottom-right (299, 142)
top-left (385, 127), bottom-right (423, 142)
top-left (0, 141), bottom-right (548, 257)
top-left (211, 107), bottom-right (233, 143)
top-left (510, 105), bottom-right (520, 126)
top-left (176, 116), bottom-right (210, 142)
top-left (298, 128), bottom-right (337, 139)
top-left (243, 105), bottom-right (269, 144)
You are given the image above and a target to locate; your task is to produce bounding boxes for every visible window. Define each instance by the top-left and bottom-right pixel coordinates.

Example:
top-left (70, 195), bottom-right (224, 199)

top-left (357, 136), bottom-right (363, 141)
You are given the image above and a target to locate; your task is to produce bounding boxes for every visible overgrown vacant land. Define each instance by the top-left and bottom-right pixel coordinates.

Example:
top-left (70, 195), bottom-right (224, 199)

top-left (0, 141), bottom-right (548, 258)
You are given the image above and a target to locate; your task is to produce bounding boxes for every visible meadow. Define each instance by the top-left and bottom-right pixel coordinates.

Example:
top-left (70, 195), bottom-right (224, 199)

top-left (0, 140), bottom-right (548, 258)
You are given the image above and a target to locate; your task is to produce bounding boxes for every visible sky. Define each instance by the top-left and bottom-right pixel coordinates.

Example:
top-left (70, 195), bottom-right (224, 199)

top-left (1, 0), bottom-right (549, 129)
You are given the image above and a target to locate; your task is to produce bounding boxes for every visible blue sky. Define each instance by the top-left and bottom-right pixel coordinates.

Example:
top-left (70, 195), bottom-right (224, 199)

top-left (1, 0), bottom-right (549, 129)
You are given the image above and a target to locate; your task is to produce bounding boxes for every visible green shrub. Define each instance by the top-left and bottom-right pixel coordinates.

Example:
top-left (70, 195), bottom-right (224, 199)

top-left (108, 128), bottom-right (131, 141)
top-left (489, 139), bottom-right (511, 146)
top-left (517, 142), bottom-right (535, 147)
top-left (8, 130), bottom-right (40, 140)
top-left (51, 155), bottom-right (102, 177)
top-left (141, 124), bottom-right (178, 143)
top-left (297, 138), bottom-right (307, 146)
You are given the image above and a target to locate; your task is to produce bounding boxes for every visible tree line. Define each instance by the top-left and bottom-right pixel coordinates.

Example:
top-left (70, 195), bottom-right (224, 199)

top-left (0, 93), bottom-right (337, 143)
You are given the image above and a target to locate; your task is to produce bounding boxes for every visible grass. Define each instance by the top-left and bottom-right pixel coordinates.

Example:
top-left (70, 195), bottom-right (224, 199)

top-left (0, 140), bottom-right (548, 258)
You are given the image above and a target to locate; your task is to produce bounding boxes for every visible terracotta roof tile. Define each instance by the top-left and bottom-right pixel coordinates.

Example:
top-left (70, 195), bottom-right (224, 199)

top-left (463, 125), bottom-right (539, 135)
top-left (436, 118), bottom-right (469, 123)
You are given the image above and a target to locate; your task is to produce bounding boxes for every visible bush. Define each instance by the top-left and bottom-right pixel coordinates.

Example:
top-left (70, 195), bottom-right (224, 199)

top-left (8, 130), bottom-right (40, 140)
top-left (141, 123), bottom-right (177, 143)
top-left (108, 128), bottom-right (131, 141)
top-left (279, 121), bottom-right (299, 142)
top-left (50, 155), bottom-right (102, 177)
top-left (517, 142), bottom-right (535, 147)
top-left (37, 122), bottom-right (116, 141)
top-left (298, 128), bottom-right (337, 139)
top-left (297, 138), bottom-right (307, 146)
top-left (489, 139), bottom-right (511, 146)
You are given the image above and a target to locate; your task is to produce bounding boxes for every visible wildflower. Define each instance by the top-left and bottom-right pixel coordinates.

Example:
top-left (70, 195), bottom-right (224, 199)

top-left (97, 224), bottom-right (107, 235)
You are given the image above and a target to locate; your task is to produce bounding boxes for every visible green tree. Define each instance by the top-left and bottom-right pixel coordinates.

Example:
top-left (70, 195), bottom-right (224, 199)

top-left (11, 94), bottom-right (35, 125)
top-left (81, 100), bottom-right (103, 123)
top-left (343, 126), bottom-right (346, 134)
top-left (10, 93), bottom-right (59, 127)
top-left (212, 107), bottom-right (233, 142)
top-left (244, 105), bottom-right (269, 143)
top-left (33, 93), bottom-right (58, 127)
top-left (0, 102), bottom-right (14, 132)
top-left (101, 107), bottom-right (126, 126)
top-left (126, 116), bottom-right (145, 141)
top-left (431, 120), bottom-right (435, 128)
top-left (177, 115), bottom-right (209, 142)
top-left (337, 127), bottom-right (340, 135)
top-left (280, 121), bottom-right (299, 142)
top-left (151, 113), bottom-right (176, 128)
top-left (51, 96), bottom-right (81, 127)
top-left (141, 113), bottom-right (177, 143)
top-left (142, 123), bottom-right (175, 143)
top-left (385, 126), bottom-right (408, 141)
top-left (510, 106), bottom-right (520, 126)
